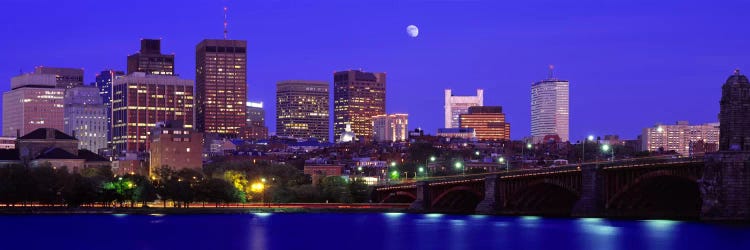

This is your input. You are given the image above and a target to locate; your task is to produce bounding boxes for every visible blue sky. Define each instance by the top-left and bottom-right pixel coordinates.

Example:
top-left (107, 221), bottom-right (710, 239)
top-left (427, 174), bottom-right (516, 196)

top-left (1, 0), bottom-right (748, 140)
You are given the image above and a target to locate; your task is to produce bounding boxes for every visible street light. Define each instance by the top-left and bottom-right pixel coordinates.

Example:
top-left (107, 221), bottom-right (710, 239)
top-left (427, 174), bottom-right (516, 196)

top-left (602, 144), bottom-right (613, 161)
top-left (499, 157), bottom-right (508, 171)
top-left (455, 162), bottom-right (464, 175)
top-left (582, 135), bottom-right (595, 164)
top-left (418, 166), bottom-right (425, 179)
top-left (475, 151), bottom-right (480, 156)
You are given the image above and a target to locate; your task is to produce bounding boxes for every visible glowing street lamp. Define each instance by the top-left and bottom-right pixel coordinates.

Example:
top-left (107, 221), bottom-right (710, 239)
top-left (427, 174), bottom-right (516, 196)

top-left (430, 156), bottom-right (436, 162)
top-left (602, 144), bottom-right (614, 161)
top-left (499, 157), bottom-right (508, 171)
top-left (582, 135), bottom-right (595, 164)
top-left (475, 151), bottom-right (480, 156)
top-left (455, 162), bottom-right (464, 175)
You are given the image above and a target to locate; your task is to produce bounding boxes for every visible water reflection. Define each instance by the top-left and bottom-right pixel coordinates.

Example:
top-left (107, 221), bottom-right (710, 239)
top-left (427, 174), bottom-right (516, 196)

top-left (577, 217), bottom-right (620, 250)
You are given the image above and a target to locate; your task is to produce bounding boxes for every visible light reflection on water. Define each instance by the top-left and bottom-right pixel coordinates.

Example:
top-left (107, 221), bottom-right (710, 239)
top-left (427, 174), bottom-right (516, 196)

top-left (1, 213), bottom-right (749, 250)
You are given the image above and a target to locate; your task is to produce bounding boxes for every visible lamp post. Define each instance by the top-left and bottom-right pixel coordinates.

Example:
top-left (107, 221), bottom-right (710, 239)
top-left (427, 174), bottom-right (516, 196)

top-left (388, 162), bottom-right (397, 184)
top-left (602, 144), bottom-right (614, 162)
top-left (418, 166), bottom-right (425, 179)
top-left (499, 157), bottom-right (508, 171)
top-left (582, 135), bottom-right (594, 164)
top-left (426, 156), bottom-right (436, 178)
top-left (455, 161), bottom-right (464, 175)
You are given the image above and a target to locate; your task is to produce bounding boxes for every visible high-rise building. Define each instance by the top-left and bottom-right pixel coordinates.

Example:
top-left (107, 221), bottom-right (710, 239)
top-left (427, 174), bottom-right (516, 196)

top-left (195, 39), bottom-right (247, 136)
top-left (459, 106), bottom-right (510, 141)
top-left (127, 39), bottom-right (175, 75)
top-left (719, 69), bottom-right (750, 151)
top-left (240, 101), bottom-right (268, 140)
top-left (531, 67), bottom-right (569, 143)
top-left (372, 114), bottom-right (409, 142)
top-left (3, 73), bottom-right (65, 137)
top-left (276, 81), bottom-right (330, 142)
top-left (444, 89), bottom-right (484, 128)
top-left (333, 70), bottom-right (386, 141)
top-left (95, 69), bottom-right (125, 146)
top-left (34, 66), bottom-right (84, 89)
top-left (64, 85), bottom-right (108, 153)
top-left (642, 121), bottom-right (720, 156)
top-left (148, 121), bottom-right (202, 177)
top-left (112, 72), bottom-right (194, 154)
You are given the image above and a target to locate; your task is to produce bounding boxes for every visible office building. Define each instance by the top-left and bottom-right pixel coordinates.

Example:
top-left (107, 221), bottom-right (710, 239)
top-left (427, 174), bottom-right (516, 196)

top-left (720, 69), bottom-right (750, 151)
top-left (373, 113), bottom-right (409, 142)
top-left (195, 39), bottom-right (247, 136)
top-left (34, 66), bottom-right (84, 89)
top-left (444, 89), bottom-right (483, 128)
top-left (531, 67), bottom-right (569, 143)
top-left (276, 81), bottom-right (330, 142)
top-left (64, 85), bottom-right (108, 152)
top-left (437, 128), bottom-right (476, 140)
top-left (127, 39), bottom-right (175, 75)
top-left (459, 106), bottom-right (510, 141)
top-left (333, 70), bottom-right (386, 141)
top-left (95, 69), bottom-right (125, 145)
top-left (112, 72), bottom-right (194, 154)
top-left (148, 121), bottom-right (203, 177)
top-left (642, 121), bottom-right (720, 156)
top-left (3, 73), bottom-right (65, 137)
top-left (240, 101), bottom-right (268, 140)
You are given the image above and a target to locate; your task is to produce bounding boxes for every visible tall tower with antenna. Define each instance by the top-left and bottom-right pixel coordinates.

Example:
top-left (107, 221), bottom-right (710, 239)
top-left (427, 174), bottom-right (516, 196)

top-left (223, 6), bottom-right (228, 39)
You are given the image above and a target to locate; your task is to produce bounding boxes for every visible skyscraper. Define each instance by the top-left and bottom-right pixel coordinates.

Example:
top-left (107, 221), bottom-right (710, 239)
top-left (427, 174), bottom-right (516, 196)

top-left (112, 72), bottom-right (194, 154)
top-left (34, 66), bottom-right (84, 89)
top-left (531, 67), bottom-right (569, 143)
top-left (127, 39), bottom-right (175, 75)
top-left (95, 69), bottom-right (125, 146)
top-left (3, 73), bottom-right (65, 137)
top-left (195, 39), bottom-right (247, 137)
top-left (719, 69), bottom-right (750, 151)
top-left (444, 89), bottom-right (484, 128)
top-left (333, 70), bottom-right (386, 141)
top-left (240, 101), bottom-right (268, 140)
top-left (64, 85), bottom-right (108, 152)
top-left (373, 114), bottom-right (409, 142)
top-left (276, 81), bottom-right (330, 142)
top-left (459, 106), bottom-right (510, 141)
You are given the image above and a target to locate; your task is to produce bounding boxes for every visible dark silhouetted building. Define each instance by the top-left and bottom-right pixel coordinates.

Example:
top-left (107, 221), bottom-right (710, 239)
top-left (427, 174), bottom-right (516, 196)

top-left (127, 39), bottom-right (175, 75)
top-left (195, 39), bottom-right (247, 137)
top-left (719, 69), bottom-right (750, 151)
top-left (333, 70), bottom-right (385, 142)
top-left (95, 69), bottom-right (125, 146)
top-left (276, 81), bottom-right (330, 142)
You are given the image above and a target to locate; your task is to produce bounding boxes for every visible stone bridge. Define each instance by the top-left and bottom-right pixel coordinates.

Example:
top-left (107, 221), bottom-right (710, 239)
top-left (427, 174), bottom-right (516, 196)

top-left (372, 153), bottom-right (750, 221)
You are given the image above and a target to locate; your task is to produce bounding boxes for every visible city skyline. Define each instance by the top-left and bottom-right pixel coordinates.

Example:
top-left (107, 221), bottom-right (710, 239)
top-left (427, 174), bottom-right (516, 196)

top-left (1, 1), bottom-right (748, 140)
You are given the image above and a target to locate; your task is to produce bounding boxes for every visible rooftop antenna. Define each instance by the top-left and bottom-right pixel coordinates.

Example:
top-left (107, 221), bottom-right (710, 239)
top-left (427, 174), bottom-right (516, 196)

top-left (548, 64), bottom-right (555, 79)
top-left (223, 6), bottom-right (229, 39)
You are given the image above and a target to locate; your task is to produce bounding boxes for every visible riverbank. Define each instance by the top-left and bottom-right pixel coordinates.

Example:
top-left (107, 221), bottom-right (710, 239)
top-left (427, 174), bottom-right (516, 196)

top-left (0, 203), bottom-right (411, 215)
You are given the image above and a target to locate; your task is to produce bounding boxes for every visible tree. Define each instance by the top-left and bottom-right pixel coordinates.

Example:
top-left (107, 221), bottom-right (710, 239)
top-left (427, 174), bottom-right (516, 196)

top-left (349, 179), bottom-right (370, 203)
top-left (319, 176), bottom-right (351, 203)
top-left (131, 175), bottom-right (157, 207)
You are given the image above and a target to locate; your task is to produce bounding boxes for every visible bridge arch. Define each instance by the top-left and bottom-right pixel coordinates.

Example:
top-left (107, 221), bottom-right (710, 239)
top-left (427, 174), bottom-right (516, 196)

top-left (430, 186), bottom-right (483, 212)
top-left (606, 170), bottom-right (701, 218)
top-left (506, 178), bottom-right (580, 216)
top-left (379, 191), bottom-right (417, 203)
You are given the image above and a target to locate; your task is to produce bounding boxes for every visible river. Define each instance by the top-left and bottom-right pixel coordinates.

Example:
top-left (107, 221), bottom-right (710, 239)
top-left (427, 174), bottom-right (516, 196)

top-left (1, 213), bottom-right (749, 249)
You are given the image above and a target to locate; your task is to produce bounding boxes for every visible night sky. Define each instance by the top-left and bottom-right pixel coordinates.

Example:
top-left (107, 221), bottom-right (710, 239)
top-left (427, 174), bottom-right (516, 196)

top-left (1, 0), bottom-right (748, 140)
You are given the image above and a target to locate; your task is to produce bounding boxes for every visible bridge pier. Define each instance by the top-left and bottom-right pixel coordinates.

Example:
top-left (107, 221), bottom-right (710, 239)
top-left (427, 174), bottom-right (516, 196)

top-left (700, 152), bottom-right (750, 221)
top-left (476, 174), bottom-right (500, 214)
top-left (572, 164), bottom-right (603, 217)
top-left (408, 182), bottom-right (430, 212)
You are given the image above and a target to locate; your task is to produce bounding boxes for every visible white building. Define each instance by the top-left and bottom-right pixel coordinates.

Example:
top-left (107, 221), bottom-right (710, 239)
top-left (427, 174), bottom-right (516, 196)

top-left (531, 68), bottom-right (569, 143)
top-left (3, 73), bottom-right (65, 137)
top-left (64, 85), bottom-right (108, 153)
top-left (642, 121), bottom-right (719, 156)
top-left (444, 89), bottom-right (483, 128)
top-left (373, 113), bottom-right (409, 142)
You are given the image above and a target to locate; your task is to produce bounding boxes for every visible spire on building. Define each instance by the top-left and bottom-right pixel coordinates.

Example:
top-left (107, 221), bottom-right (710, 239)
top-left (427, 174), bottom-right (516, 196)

top-left (223, 6), bottom-right (229, 39)
top-left (548, 64), bottom-right (555, 79)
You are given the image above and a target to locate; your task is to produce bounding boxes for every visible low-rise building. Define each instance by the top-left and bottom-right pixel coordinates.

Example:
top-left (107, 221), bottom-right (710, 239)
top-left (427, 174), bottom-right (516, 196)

top-left (148, 121), bottom-right (203, 177)
top-left (303, 164), bottom-right (344, 186)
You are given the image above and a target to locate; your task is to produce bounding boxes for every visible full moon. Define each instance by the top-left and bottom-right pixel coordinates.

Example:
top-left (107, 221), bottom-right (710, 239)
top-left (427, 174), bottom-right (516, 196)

top-left (406, 25), bottom-right (419, 38)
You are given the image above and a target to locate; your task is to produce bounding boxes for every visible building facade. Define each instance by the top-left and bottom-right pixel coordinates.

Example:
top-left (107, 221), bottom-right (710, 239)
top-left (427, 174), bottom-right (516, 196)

top-left (64, 85), bottom-right (108, 153)
top-left (444, 89), bottom-right (484, 128)
top-left (127, 39), bottom-right (175, 75)
top-left (459, 106), bottom-right (510, 141)
top-left (276, 81), bottom-right (330, 142)
top-left (373, 113), bottom-right (409, 142)
top-left (240, 101), bottom-right (268, 140)
top-left (195, 39), bottom-right (247, 137)
top-left (148, 121), bottom-right (203, 177)
top-left (3, 73), bottom-right (65, 137)
top-left (642, 121), bottom-right (720, 156)
top-left (437, 128), bottom-right (476, 140)
top-left (95, 69), bottom-right (125, 146)
top-left (531, 70), bottom-right (569, 143)
top-left (34, 66), bottom-right (84, 89)
top-left (112, 72), bottom-right (194, 154)
top-left (333, 70), bottom-right (386, 141)
top-left (719, 69), bottom-right (750, 151)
